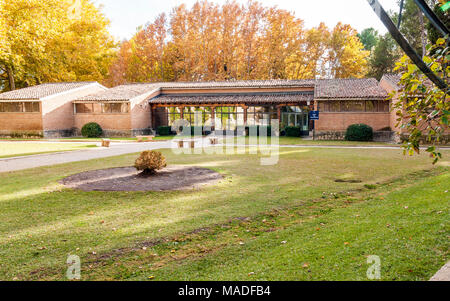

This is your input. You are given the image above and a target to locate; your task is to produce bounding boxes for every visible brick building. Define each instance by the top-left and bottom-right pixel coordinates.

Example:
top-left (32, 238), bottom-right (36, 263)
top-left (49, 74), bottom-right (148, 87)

top-left (0, 77), bottom-right (405, 140)
top-left (0, 82), bottom-right (106, 137)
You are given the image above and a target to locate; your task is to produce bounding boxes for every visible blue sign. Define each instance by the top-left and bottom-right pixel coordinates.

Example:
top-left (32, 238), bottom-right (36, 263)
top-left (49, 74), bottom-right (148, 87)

top-left (309, 111), bottom-right (320, 120)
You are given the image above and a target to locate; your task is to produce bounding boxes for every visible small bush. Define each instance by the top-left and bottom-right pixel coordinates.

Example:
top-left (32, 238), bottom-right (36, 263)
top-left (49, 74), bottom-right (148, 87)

top-left (157, 126), bottom-right (172, 136)
top-left (285, 126), bottom-right (301, 137)
top-left (134, 150), bottom-right (167, 175)
top-left (345, 124), bottom-right (374, 141)
top-left (81, 122), bottom-right (103, 138)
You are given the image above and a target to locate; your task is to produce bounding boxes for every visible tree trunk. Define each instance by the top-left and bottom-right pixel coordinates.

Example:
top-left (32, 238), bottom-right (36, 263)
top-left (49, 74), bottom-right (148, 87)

top-left (418, 11), bottom-right (427, 58)
top-left (6, 66), bottom-right (15, 91)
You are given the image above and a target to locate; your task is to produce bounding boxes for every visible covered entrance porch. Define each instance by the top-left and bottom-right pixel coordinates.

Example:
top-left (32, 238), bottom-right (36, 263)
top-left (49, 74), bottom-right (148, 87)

top-left (150, 92), bottom-right (315, 136)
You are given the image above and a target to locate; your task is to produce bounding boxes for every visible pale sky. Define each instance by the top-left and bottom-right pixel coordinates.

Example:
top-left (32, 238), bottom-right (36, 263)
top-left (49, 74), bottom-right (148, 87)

top-left (95, 0), bottom-right (400, 41)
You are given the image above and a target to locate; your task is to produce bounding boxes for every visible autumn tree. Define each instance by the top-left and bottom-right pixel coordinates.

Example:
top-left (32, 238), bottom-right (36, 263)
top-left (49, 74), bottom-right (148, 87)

top-left (0, 0), bottom-right (115, 91)
top-left (393, 38), bottom-right (449, 163)
top-left (328, 23), bottom-right (369, 78)
top-left (285, 23), bottom-right (330, 79)
top-left (107, 0), bottom-right (371, 83)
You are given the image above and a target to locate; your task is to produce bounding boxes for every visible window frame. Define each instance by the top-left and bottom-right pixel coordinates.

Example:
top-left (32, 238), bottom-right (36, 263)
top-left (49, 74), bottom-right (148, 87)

top-left (318, 100), bottom-right (390, 113)
top-left (0, 101), bottom-right (40, 113)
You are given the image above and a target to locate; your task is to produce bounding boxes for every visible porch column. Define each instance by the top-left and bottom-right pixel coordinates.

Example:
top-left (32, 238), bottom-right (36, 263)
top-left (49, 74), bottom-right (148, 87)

top-left (179, 106), bottom-right (184, 119)
top-left (211, 106), bottom-right (216, 130)
top-left (151, 106), bottom-right (156, 129)
top-left (243, 105), bottom-right (248, 125)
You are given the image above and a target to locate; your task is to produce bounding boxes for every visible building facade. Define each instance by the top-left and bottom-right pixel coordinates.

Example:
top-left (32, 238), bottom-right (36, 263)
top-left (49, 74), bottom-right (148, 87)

top-left (0, 77), bottom-right (402, 140)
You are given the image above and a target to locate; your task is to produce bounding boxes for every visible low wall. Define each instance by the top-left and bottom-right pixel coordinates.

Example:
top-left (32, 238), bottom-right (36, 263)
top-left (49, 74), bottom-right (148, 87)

top-left (314, 130), bottom-right (396, 142)
top-left (44, 129), bottom-right (76, 138)
top-left (315, 112), bottom-right (390, 131)
top-left (400, 134), bottom-right (450, 145)
top-left (0, 130), bottom-right (43, 138)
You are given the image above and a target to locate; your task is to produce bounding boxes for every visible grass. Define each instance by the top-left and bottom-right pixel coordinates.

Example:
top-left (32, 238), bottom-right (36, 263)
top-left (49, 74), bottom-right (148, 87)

top-left (0, 147), bottom-right (448, 281)
top-left (0, 142), bottom-right (97, 159)
top-left (223, 136), bottom-right (394, 146)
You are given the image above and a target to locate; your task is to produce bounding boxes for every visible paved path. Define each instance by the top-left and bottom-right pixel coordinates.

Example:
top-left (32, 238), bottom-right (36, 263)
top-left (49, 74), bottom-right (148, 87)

top-left (430, 261), bottom-right (450, 281)
top-left (1, 141), bottom-right (449, 173)
top-left (0, 141), bottom-right (171, 173)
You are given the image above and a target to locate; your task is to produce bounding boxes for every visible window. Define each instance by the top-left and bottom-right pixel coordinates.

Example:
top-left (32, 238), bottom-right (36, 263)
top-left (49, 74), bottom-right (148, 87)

top-left (102, 103), bottom-right (129, 113)
top-left (75, 103), bottom-right (94, 114)
top-left (319, 100), bottom-right (390, 112)
top-left (24, 102), bottom-right (40, 112)
top-left (342, 101), bottom-right (365, 112)
top-left (215, 107), bottom-right (238, 130)
top-left (167, 107), bottom-right (181, 126)
top-left (247, 106), bottom-right (277, 126)
top-left (365, 100), bottom-right (378, 112)
top-left (0, 102), bottom-right (40, 113)
top-left (75, 103), bottom-right (129, 114)
top-left (379, 100), bottom-right (390, 112)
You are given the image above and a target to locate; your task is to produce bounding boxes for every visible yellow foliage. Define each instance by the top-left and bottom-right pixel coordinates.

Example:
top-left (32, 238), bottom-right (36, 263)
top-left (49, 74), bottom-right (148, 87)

top-left (0, 0), bottom-right (116, 90)
top-left (134, 151), bottom-right (167, 174)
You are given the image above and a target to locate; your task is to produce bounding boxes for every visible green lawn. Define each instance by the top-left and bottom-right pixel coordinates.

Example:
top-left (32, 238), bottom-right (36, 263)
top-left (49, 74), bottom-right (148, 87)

top-left (0, 147), bottom-right (448, 281)
top-left (0, 142), bottom-right (97, 159)
top-left (223, 136), bottom-right (394, 146)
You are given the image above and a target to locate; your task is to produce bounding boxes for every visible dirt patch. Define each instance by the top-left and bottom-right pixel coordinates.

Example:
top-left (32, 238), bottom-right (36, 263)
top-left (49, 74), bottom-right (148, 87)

top-left (60, 166), bottom-right (222, 192)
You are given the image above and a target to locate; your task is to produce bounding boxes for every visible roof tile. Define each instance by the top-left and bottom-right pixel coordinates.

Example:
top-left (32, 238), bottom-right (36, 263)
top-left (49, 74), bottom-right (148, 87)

top-left (0, 82), bottom-right (98, 100)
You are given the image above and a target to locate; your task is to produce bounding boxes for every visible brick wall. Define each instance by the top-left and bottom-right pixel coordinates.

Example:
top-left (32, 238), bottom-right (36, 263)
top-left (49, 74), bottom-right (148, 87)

top-left (0, 110), bottom-right (43, 136)
top-left (379, 78), bottom-right (403, 134)
top-left (74, 101), bottom-right (132, 137)
top-left (130, 90), bottom-right (159, 131)
top-left (315, 112), bottom-right (391, 131)
top-left (42, 84), bottom-right (106, 133)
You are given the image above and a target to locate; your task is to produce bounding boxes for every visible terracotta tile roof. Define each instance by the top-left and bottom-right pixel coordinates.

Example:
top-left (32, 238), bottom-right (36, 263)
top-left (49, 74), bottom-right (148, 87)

top-left (76, 78), bottom-right (388, 102)
top-left (0, 82), bottom-right (98, 100)
top-left (77, 84), bottom-right (158, 101)
top-left (150, 92), bottom-right (314, 105)
top-left (315, 78), bottom-right (388, 99)
top-left (381, 74), bottom-right (401, 90)
top-left (156, 79), bottom-right (317, 89)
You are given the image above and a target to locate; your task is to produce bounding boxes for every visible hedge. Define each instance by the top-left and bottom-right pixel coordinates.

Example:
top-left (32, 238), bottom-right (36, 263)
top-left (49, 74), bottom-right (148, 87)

top-left (81, 122), bottom-right (103, 138)
top-left (285, 126), bottom-right (301, 137)
top-left (157, 126), bottom-right (172, 136)
top-left (345, 124), bottom-right (374, 141)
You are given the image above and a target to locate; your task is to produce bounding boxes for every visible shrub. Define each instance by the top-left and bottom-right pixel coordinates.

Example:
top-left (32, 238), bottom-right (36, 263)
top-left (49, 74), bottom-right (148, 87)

top-left (134, 151), bottom-right (167, 175)
top-left (81, 123), bottom-right (103, 138)
top-left (285, 126), bottom-right (301, 137)
top-left (157, 126), bottom-right (172, 136)
top-left (345, 124), bottom-right (374, 141)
